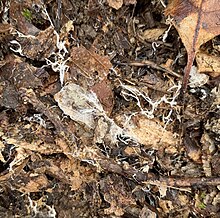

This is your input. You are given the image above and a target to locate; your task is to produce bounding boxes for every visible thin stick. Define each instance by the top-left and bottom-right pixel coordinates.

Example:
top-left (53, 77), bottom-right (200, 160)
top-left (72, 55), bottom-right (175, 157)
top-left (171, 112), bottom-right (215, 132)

top-left (115, 60), bottom-right (182, 78)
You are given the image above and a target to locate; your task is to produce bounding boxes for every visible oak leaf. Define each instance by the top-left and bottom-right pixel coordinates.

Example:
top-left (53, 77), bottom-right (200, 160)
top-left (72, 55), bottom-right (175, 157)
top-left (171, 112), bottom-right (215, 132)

top-left (165, 0), bottom-right (220, 91)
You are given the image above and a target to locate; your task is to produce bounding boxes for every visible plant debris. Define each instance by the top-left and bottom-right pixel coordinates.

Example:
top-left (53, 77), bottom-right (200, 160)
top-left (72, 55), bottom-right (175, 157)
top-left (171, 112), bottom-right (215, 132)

top-left (0, 0), bottom-right (219, 217)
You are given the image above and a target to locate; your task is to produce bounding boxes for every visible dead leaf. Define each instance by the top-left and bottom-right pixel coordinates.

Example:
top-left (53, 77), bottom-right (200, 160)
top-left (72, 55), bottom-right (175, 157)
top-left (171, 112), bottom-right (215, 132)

top-left (140, 28), bottom-right (166, 42)
top-left (123, 116), bottom-right (177, 150)
top-left (165, 0), bottom-right (220, 90)
top-left (14, 27), bottom-right (57, 61)
top-left (70, 46), bottom-right (114, 115)
top-left (100, 174), bottom-right (136, 216)
top-left (71, 46), bottom-right (112, 80)
top-left (107, 0), bottom-right (136, 10)
top-left (107, 0), bottom-right (123, 10)
top-left (159, 200), bottom-right (174, 214)
top-left (124, 0), bottom-right (137, 5)
top-left (196, 51), bottom-right (220, 77)
top-left (139, 206), bottom-right (157, 218)
top-left (17, 174), bottom-right (49, 193)
top-left (91, 79), bottom-right (114, 115)
top-left (10, 0), bottom-right (40, 35)
top-left (0, 55), bottom-right (43, 89)
top-left (54, 83), bottom-right (104, 128)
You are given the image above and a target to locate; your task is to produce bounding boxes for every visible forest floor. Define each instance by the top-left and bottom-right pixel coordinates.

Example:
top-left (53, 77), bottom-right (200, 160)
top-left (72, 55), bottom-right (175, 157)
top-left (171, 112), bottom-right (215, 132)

top-left (0, 0), bottom-right (219, 217)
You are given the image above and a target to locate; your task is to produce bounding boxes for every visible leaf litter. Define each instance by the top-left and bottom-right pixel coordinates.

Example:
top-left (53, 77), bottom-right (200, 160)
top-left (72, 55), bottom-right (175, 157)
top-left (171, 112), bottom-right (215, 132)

top-left (0, 0), bottom-right (220, 217)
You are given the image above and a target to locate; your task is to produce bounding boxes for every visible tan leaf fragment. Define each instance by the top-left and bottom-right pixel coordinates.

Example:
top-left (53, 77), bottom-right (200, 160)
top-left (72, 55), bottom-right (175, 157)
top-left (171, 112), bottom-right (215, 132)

top-left (196, 52), bottom-right (220, 77)
top-left (124, 116), bottom-right (177, 150)
top-left (124, 0), bottom-right (137, 5)
top-left (107, 0), bottom-right (123, 10)
top-left (140, 28), bottom-right (166, 42)
top-left (140, 206), bottom-right (157, 218)
top-left (18, 175), bottom-right (49, 193)
top-left (159, 200), bottom-right (174, 214)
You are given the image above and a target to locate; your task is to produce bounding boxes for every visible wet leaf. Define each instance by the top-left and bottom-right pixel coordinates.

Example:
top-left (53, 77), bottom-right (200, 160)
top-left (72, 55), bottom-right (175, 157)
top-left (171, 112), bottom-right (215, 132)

top-left (165, 0), bottom-right (220, 90)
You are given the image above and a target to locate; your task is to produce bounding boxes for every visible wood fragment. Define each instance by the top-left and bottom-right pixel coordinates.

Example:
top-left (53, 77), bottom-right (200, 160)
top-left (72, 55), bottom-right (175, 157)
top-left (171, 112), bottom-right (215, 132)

top-left (97, 157), bottom-right (220, 187)
top-left (115, 60), bottom-right (182, 78)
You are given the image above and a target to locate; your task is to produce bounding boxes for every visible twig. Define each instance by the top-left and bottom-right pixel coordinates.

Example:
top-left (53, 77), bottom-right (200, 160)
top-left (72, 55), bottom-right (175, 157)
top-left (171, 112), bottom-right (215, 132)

top-left (97, 158), bottom-right (220, 187)
top-left (115, 60), bottom-right (182, 78)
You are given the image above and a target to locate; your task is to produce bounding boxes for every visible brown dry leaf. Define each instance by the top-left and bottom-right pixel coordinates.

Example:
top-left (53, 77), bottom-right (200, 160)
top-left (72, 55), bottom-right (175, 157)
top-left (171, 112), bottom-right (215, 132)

top-left (100, 175), bottom-right (136, 216)
top-left (139, 206), bottom-right (157, 218)
top-left (107, 0), bottom-right (123, 10)
top-left (14, 27), bottom-right (57, 61)
top-left (71, 46), bottom-right (112, 80)
top-left (159, 200), bottom-right (174, 214)
top-left (70, 46), bottom-right (114, 115)
top-left (0, 55), bottom-right (42, 89)
top-left (107, 0), bottom-right (136, 10)
top-left (0, 55), bottom-right (43, 108)
top-left (165, 0), bottom-right (220, 90)
top-left (17, 174), bottom-right (49, 193)
top-left (91, 79), bottom-right (114, 115)
top-left (0, 159), bottom-right (29, 183)
top-left (196, 51), bottom-right (220, 77)
top-left (124, 116), bottom-right (177, 150)
top-left (4, 136), bottom-right (62, 155)
top-left (124, 0), bottom-right (137, 5)
top-left (184, 134), bottom-right (201, 163)
top-left (140, 28), bottom-right (166, 42)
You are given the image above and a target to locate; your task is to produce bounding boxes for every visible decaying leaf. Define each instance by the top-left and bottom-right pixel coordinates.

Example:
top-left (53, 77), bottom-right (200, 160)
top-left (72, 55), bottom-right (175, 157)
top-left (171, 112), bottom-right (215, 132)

top-left (100, 175), bottom-right (136, 216)
top-left (159, 200), bottom-right (174, 214)
top-left (0, 55), bottom-right (43, 89)
top-left (71, 46), bottom-right (112, 79)
top-left (10, 0), bottom-right (40, 35)
top-left (107, 0), bottom-right (123, 10)
top-left (54, 83), bottom-right (104, 128)
top-left (70, 46), bottom-right (114, 115)
top-left (91, 79), bottom-right (114, 115)
top-left (140, 28), bottom-right (166, 42)
top-left (123, 116), bottom-right (177, 150)
top-left (17, 174), bottom-right (49, 193)
top-left (107, 0), bottom-right (136, 10)
top-left (139, 206), bottom-right (157, 218)
top-left (189, 66), bottom-right (209, 88)
top-left (54, 82), bottom-right (123, 144)
top-left (12, 27), bottom-right (57, 60)
top-left (196, 51), bottom-right (220, 77)
top-left (165, 0), bottom-right (220, 90)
